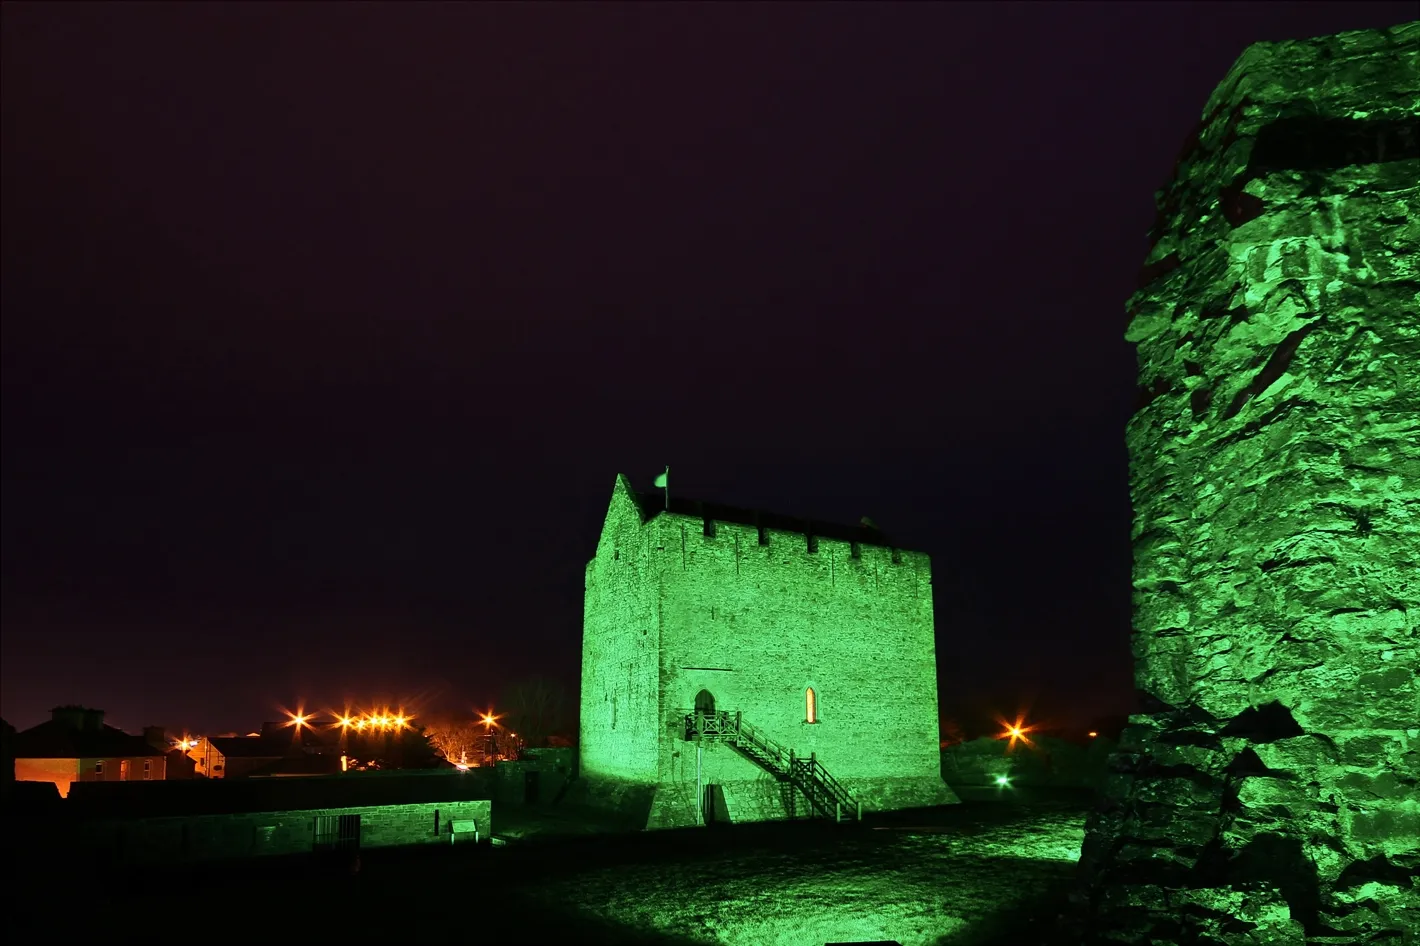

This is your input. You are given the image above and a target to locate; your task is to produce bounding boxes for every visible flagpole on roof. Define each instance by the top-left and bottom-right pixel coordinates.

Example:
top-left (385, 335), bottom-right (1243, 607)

top-left (653, 465), bottom-right (670, 509)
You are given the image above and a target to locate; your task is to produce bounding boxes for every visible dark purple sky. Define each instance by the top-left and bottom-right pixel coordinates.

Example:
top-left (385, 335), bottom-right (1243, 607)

top-left (3, 2), bottom-right (1413, 735)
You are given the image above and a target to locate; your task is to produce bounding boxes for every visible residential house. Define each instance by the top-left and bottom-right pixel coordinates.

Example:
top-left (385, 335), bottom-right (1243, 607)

top-left (184, 722), bottom-right (308, 779)
top-left (143, 728), bottom-right (198, 780)
top-left (12, 707), bottom-right (169, 798)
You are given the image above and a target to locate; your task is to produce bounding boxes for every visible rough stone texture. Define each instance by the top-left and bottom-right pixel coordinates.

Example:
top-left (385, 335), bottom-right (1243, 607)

top-left (581, 474), bottom-right (957, 829)
top-left (1075, 22), bottom-right (1420, 945)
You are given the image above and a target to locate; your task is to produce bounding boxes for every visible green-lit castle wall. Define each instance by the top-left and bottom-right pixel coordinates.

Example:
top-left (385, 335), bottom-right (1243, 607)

top-left (1075, 22), bottom-right (1419, 944)
top-left (581, 475), bottom-right (957, 828)
top-left (581, 476), bottom-right (662, 786)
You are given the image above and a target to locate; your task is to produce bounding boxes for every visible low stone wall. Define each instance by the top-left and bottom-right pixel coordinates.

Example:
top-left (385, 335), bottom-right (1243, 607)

top-left (76, 799), bottom-right (492, 865)
top-left (491, 748), bottom-right (576, 805)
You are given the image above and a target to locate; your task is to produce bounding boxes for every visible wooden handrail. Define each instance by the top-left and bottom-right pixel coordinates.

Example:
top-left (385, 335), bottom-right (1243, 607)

top-left (684, 709), bottom-right (860, 821)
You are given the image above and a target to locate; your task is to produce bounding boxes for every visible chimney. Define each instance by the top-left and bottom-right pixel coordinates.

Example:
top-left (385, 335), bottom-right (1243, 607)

top-left (51, 706), bottom-right (105, 731)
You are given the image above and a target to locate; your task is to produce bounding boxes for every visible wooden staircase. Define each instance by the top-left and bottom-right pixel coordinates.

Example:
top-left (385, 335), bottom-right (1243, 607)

top-left (684, 710), bottom-right (861, 822)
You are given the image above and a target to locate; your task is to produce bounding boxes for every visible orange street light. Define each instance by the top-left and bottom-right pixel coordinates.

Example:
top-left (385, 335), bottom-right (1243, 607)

top-left (995, 713), bottom-right (1035, 750)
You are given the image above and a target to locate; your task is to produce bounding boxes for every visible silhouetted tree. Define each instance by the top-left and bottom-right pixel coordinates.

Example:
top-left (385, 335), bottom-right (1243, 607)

top-left (346, 725), bottom-right (439, 769)
top-left (501, 677), bottom-right (573, 749)
top-left (939, 717), bottom-right (966, 749)
top-left (422, 715), bottom-right (484, 766)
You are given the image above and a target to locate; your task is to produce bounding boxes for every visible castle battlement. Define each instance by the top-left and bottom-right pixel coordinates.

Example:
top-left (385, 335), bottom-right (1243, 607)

top-left (627, 480), bottom-right (925, 568)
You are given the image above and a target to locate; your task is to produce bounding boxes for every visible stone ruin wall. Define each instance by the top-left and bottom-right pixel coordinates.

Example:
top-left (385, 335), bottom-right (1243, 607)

top-left (1076, 22), bottom-right (1419, 945)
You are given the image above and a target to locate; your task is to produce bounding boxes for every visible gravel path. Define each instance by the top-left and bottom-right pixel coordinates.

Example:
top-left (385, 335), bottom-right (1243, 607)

top-left (497, 804), bottom-right (1088, 945)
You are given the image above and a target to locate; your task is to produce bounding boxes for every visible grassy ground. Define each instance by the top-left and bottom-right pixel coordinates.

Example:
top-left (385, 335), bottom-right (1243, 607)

top-left (6, 792), bottom-right (1092, 944)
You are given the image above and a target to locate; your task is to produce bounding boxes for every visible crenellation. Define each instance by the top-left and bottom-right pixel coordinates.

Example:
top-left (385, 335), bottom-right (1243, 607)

top-left (651, 518), bottom-right (923, 594)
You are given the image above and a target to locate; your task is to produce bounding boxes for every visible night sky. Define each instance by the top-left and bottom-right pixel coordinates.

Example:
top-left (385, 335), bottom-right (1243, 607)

top-left (3, 2), bottom-right (1413, 736)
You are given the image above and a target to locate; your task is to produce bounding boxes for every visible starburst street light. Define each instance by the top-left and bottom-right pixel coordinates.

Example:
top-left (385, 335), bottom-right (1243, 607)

top-left (995, 713), bottom-right (1036, 751)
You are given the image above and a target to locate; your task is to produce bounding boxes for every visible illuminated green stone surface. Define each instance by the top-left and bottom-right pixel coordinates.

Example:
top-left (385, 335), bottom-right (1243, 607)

top-left (1077, 22), bottom-right (1420, 944)
top-left (521, 809), bottom-right (1086, 945)
top-left (580, 475), bottom-right (957, 828)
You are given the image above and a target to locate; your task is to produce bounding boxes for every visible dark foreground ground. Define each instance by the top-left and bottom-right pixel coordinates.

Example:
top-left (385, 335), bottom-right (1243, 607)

top-left (5, 789), bottom-right (1093, 945)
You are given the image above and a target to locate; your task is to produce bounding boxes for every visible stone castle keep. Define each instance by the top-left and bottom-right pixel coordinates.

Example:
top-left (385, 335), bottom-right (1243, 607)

top-left (580, 474), bottom-right (957, 829)
top-left (1076, 23), bottom-right (1418, 945)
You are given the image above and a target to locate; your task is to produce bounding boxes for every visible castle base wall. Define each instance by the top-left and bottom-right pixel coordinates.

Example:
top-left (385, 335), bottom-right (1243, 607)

top-left (563, 775), bottom-right (657, 829)
top-left (839, 776), bottom-right (960, 813)
top-left (644, 774), bottom-right (960, 830)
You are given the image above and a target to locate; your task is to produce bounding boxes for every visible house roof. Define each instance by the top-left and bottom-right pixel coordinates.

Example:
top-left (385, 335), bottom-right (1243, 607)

top-left (12, 720), bottom-right (167, 760)
top-left (627, 487), bottom-right (913, 552)
top-left (207, 736), bottom-right (298, 759)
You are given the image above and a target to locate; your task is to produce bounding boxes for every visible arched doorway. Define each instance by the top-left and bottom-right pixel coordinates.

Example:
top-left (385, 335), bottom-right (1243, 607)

top-left (685, 689), bottom-right (718, 742)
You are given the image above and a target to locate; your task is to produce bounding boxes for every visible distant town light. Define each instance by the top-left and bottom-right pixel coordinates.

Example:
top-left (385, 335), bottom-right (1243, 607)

top-left (997, 714), bottom-right (1035, 749)
top-left (1088, 731), bottom-right (1098, 738)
